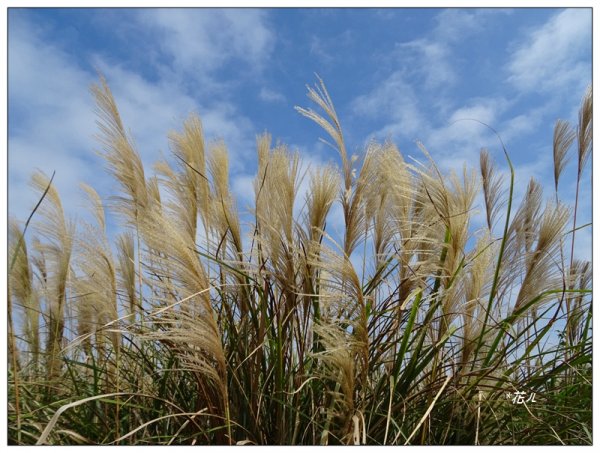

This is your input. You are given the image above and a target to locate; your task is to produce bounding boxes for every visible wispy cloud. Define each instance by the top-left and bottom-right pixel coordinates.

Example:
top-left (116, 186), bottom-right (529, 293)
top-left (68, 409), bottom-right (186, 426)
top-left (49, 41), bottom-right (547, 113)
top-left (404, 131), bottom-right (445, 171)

top-left (350, 8), bottom-right (590, 182)
top-left (431, 8), bottom-right (488, 43)
top-left (308, 29), bottom-right (354, 67)
top-left (8, 13), bottom-right (98, 221)
top-left (352, 71), bottom-right (429, 141)
top-left (394, 9), bottom-right (493, 91)
top-left (8, 10), bottom-right (265, 224)
top-left (8, 8), bottom-right (591, 266)
top-left (350, 9), bottom-right (512, 146)
top-left (137, 9), bottom-right (274, 79)
top-left (507, 9), bottom-right (591, 93)
top-left (397, 39), bottom-right (456, 89)
top-left (259, 87), bottom-right (286, 104)
top-left (499, 105), bottom-right (547, 143)
top-left (427, 97), bottom-right (510, 150)
top-left (94, 58), bottom-right (255, 172)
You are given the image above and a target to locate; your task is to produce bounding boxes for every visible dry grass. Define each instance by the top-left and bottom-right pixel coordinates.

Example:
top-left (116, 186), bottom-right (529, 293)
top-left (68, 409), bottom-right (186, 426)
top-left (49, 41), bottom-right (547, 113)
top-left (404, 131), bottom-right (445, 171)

top-left (7, 77), bottom-right (592, 445)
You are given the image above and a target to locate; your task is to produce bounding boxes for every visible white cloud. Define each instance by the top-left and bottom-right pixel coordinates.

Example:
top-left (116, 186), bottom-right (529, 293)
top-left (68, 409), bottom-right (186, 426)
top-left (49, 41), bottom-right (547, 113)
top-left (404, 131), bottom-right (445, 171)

top-left (397, 39), bottom-right (456, 89)
top-left (352, 71), bottom-right (429, 141)
top-left (326, 201), bottom-right (346, 246)
top-left (432, 9), bottom-right (487, 42)
top-left (511, 152), bottom-right (552, 192)
top-left (93, 10), bottom-right (272, 170)
top-left (352, 77), bottom-right (522, 173)
top-left (259, 87), bottom-right (286, 104)
top-left (415, 96), bottom-right (553, 177)
top-left (307, 29), bottom-right (355, 68)
top-left (8, 16), bottom-right (99, 222)
top-left (393, 9), bottom-right (496, 91)
top-left (500, 109), bottom-right (545, 144)
top-left (352, 9), bottom-right (516, 149)
top-left (8, 11), bottom-right (264, 226)
top-left (138, 9), bottom-right (274, 78)
top-left (433, 9), bottom-right (514, 42)
top-left (425, 97), bottom-right (510, 166)
top-left (572, 228), bottom-right (592, 263)
top-left (91, 60), bottom-right (198, 163)
top-left (507, 9), bottom-right (591, 93)
top-left (231, 174), bottom-right (256, 210)
top-left (309, 35), bottom-right (334, 65)
top-left (88, 56), bottom-right (258, 179)
top-left (448, 102), bottom-right (500, 126)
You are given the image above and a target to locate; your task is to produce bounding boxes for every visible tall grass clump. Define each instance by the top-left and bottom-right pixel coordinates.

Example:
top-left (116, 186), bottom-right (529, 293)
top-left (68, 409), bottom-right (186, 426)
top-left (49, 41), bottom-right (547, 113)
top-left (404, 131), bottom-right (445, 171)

top-left (7, 77), bottom-right (592, 445)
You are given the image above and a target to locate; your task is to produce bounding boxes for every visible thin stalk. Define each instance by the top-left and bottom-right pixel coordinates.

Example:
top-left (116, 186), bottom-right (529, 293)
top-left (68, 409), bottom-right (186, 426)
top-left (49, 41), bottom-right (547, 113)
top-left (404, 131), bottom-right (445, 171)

top-left (7, 171), bottom-right (55, 443)
top-left (569, 176), bottom-right (582, 271)
top-left (7, 294), bottom-right (21, 444)
top-left (473, 131), bottom-right (515, 365)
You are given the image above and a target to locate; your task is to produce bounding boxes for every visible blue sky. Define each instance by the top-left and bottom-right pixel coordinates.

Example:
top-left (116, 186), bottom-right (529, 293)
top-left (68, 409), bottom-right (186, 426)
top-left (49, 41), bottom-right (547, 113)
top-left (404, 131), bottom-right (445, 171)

top-left (7, 7), bottom-right (592, 260)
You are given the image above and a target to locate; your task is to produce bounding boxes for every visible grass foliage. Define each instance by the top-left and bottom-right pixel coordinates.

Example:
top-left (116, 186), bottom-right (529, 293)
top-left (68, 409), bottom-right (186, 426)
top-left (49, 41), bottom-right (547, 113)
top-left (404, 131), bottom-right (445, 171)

top-left (7, 78), bottom-right (592, 445)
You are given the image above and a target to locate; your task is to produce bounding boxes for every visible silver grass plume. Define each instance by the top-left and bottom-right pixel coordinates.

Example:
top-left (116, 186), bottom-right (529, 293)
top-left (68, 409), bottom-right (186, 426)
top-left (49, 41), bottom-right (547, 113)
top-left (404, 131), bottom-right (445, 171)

top-left (30, 171), bottom-right (75, 382)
